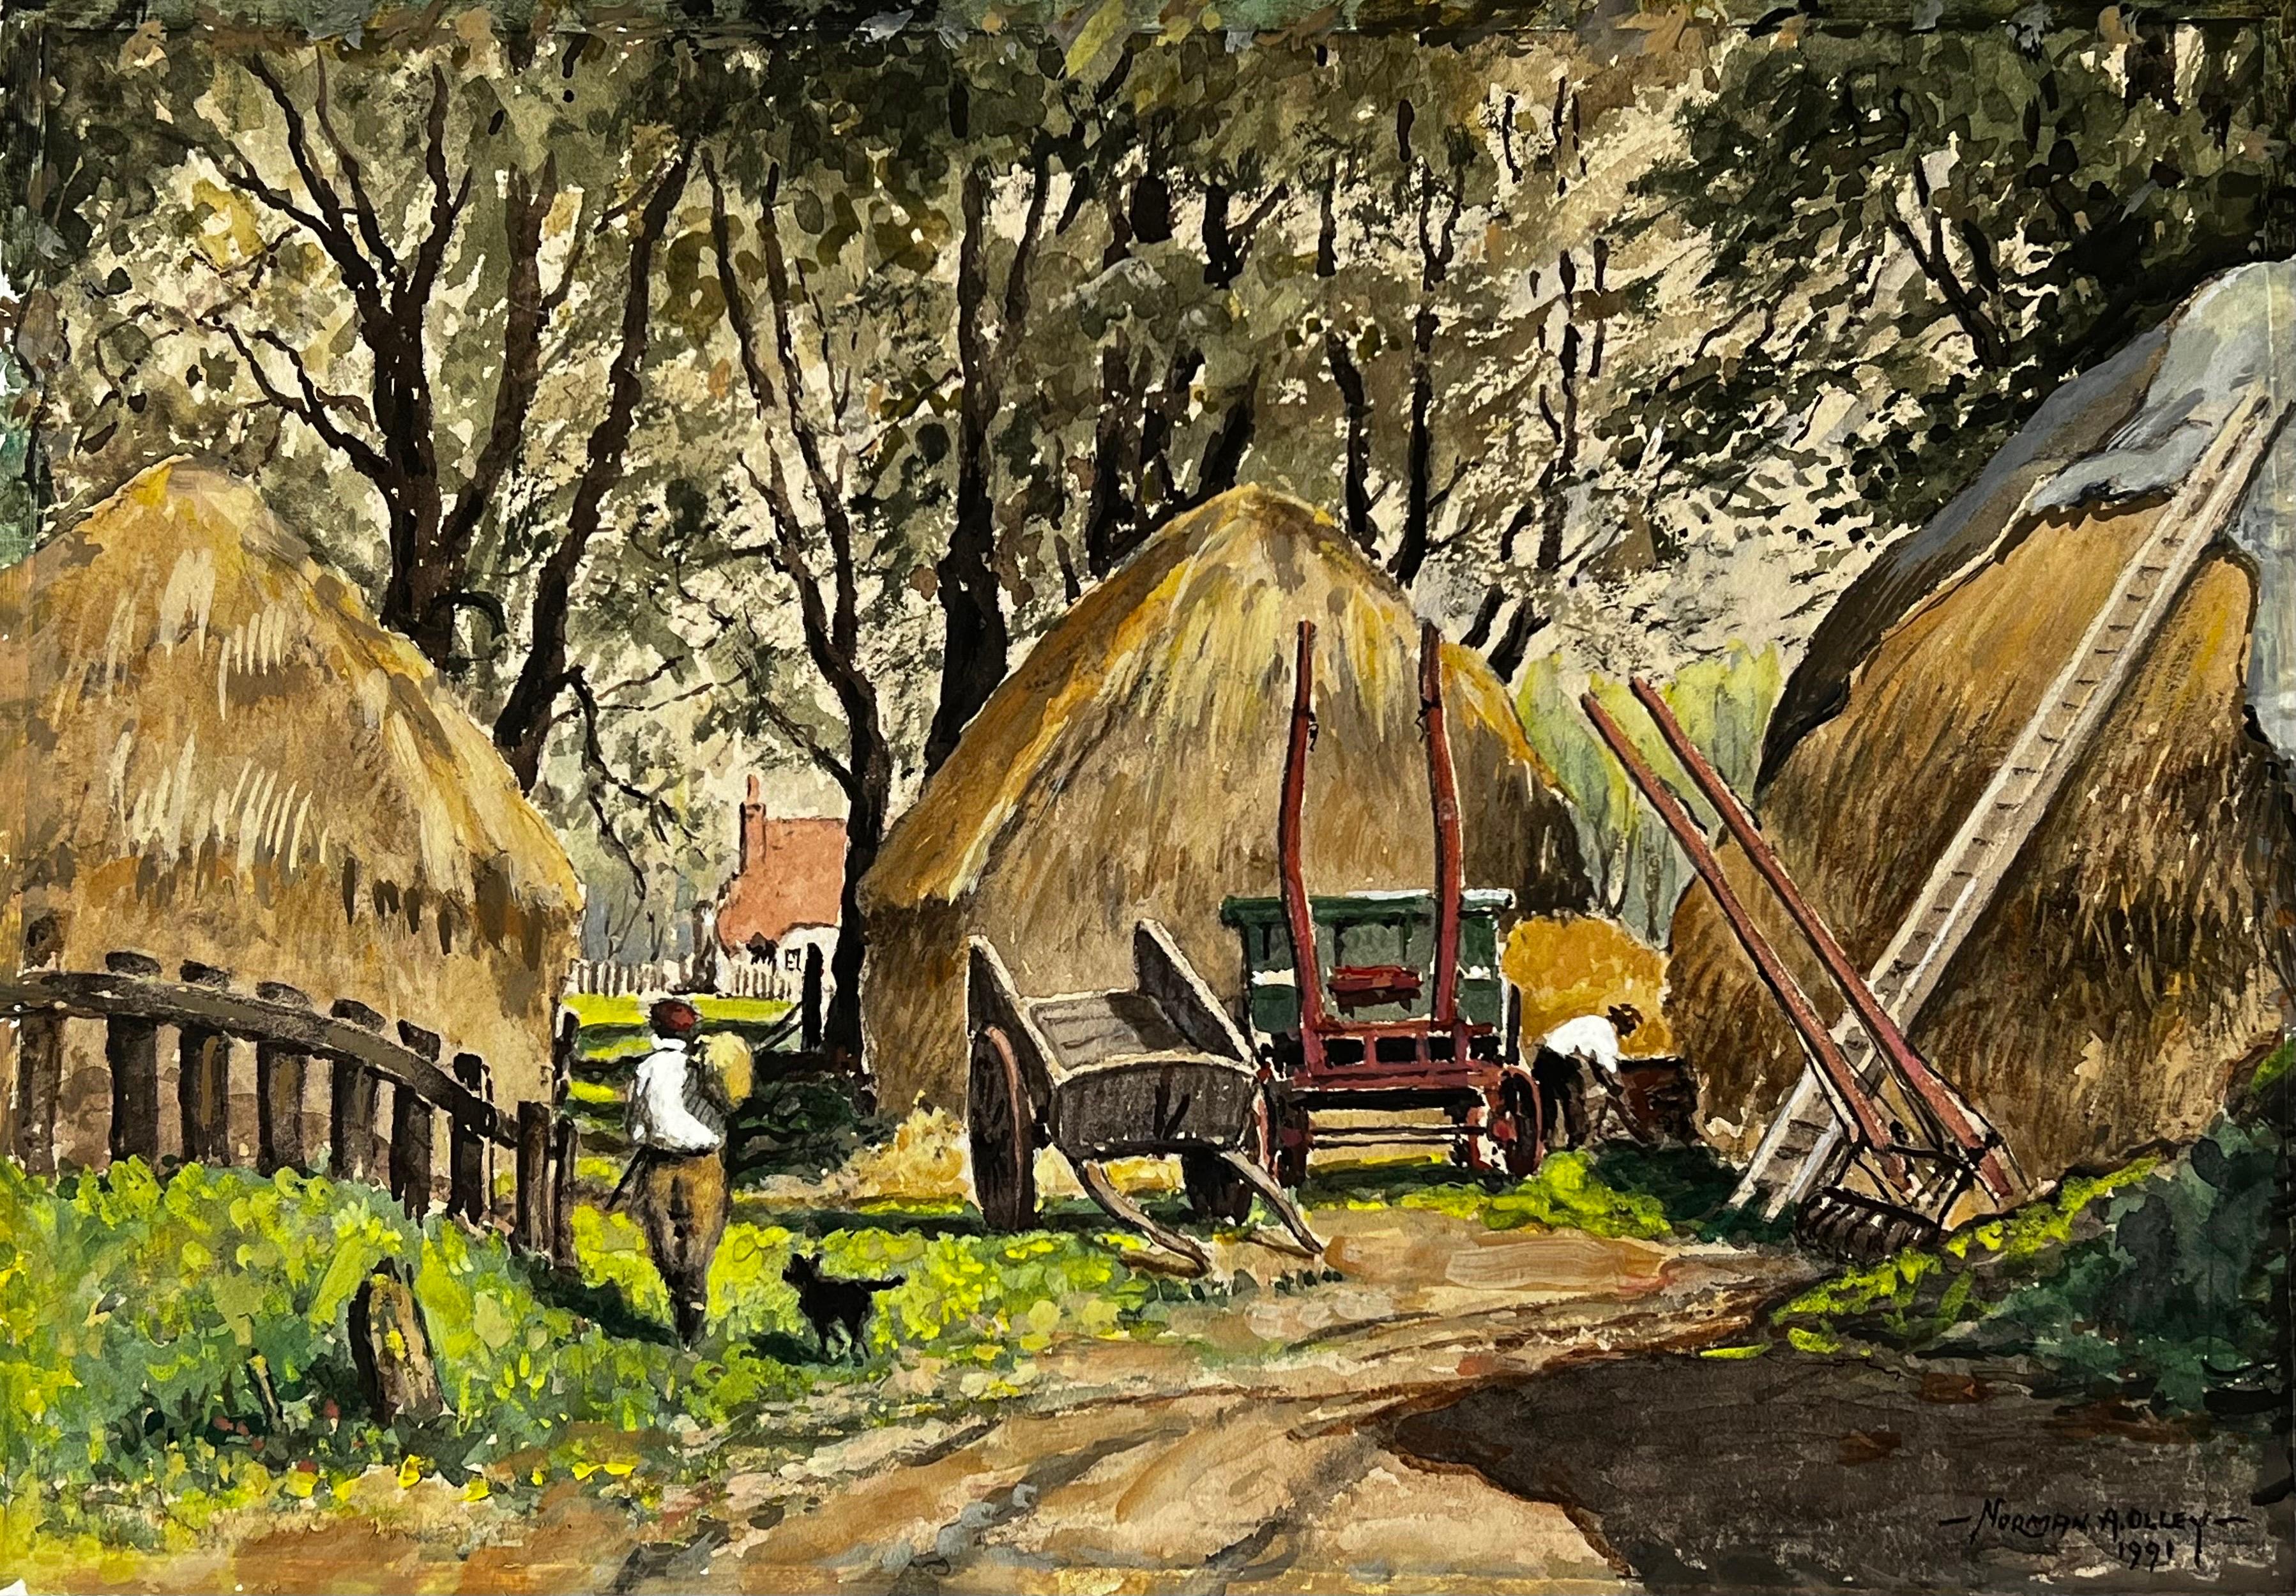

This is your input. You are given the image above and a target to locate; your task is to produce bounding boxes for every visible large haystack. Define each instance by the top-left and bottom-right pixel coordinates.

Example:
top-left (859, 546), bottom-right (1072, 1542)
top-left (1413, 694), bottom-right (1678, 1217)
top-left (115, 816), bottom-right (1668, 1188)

top-left (860, 487), bottom-right (1590, 1113)
top-left (1671, 264), bottom-right (2296, 1183)
top-left (0, 461), bottom-right (582, 1159)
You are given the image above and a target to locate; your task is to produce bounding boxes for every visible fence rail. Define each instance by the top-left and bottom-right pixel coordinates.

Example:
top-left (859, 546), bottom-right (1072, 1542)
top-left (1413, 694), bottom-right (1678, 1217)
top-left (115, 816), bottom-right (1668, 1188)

top-left (3, 944), bottom-right (575, 1262)
top-left (566, 955), bottom-right (797, 1002)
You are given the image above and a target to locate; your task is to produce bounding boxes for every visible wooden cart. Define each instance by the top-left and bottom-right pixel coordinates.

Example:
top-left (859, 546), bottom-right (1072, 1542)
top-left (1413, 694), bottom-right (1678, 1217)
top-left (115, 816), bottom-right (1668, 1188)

top-left (1220, 621), bottom-right (1540, 1185)
top-left (966, 921), bottom-right (1325, 1273)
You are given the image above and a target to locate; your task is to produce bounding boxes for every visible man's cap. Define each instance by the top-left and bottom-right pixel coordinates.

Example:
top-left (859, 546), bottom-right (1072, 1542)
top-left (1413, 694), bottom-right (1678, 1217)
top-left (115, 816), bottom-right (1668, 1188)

top-left (650, 998), bottom-right (701, 1035)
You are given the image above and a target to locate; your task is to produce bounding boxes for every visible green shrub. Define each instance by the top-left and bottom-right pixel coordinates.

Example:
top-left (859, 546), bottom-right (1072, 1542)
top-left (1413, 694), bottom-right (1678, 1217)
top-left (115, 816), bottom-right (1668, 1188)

top-left (1770, 1101), bottom-right (2286, 1415)
top-left (0, 1161), bottom-right (699, 1547)
top-left (1357, 1151), bottom-right (1674, 1240)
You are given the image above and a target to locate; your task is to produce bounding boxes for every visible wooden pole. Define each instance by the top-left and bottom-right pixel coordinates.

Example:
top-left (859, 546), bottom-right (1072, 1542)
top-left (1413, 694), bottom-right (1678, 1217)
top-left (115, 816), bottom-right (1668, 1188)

top-left (12, 915), bottom-right (65, 1173)
top-left (550, 1114), bottom-right (579, 1270)
top-left (328, 999), bottom-right (384, 1182)
top-left (254, 982), bottom-right (311, 1175)
top-left (1279, 621), bottom-right (1330, 1068)
top-left (449, 1053), bottom-right (490, 1222)
top-left (178, 962), bottom-right (233, 1166)
top-left (515, 1100), bottom-right (552, 1253)
top-left (1581, 693), bottom-right (1911, 1193)
top-left (1418, 621), bottom-right (1465, 1038)
top-left (392, 1023), bottom-right (440, 1216)
top-left (801, 946), bottom-right (825, 1053)
top-left (104, 951), bottom-right (163, 1167)
top-left (1625, 678), bottom-right (2018, 1202)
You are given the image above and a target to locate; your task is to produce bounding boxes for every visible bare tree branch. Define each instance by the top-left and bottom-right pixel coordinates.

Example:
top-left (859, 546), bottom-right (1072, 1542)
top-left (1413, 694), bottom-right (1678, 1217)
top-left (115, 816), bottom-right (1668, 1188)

top-left (309, 47), bottom-right (401, 282)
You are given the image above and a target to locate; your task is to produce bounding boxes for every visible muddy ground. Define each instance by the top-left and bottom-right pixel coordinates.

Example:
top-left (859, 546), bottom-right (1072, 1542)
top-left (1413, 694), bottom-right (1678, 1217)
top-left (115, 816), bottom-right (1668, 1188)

top-left (1390, 1354), bottom-right (2292, 1593)
top-left (22, 1203), bottom-right (2287, 1595)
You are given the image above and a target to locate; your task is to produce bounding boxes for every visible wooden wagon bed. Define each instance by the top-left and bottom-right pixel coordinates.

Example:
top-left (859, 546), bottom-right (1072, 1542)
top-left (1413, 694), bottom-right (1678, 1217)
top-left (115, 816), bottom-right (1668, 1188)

top-left (966, 922), bottom-right (1323, 1273)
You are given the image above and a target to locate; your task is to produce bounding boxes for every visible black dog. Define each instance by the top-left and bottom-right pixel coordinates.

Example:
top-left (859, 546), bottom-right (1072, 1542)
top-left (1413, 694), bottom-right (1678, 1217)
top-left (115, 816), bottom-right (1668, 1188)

top-left (781, 1251), bottom-right (904, 1360)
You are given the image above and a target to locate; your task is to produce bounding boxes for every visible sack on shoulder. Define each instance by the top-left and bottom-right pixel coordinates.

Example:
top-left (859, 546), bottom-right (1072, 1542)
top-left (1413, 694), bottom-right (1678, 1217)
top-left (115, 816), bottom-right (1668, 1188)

top-left (702, 1031), bottom-right (754, 1106)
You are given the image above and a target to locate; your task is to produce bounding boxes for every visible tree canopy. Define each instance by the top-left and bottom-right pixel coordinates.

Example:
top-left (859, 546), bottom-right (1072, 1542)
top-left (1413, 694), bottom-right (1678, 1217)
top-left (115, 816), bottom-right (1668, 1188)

top-left (4, 4), bottom-right (2282, 1029)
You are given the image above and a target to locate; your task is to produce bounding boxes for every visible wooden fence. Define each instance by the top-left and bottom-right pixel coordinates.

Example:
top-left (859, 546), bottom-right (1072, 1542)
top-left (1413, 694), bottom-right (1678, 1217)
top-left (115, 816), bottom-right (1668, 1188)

top-left (1, 942), bottom-right (579, 1266)
top-left (566, 956), bottom-right (794, 1001)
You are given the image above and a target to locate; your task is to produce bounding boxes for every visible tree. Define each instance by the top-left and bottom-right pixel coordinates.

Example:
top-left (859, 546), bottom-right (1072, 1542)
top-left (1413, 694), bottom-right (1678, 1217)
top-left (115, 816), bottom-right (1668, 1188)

top-left (704, 151), bottom-right (898, 1065)
top-left (1618, 22), bottom-right (2276, 547)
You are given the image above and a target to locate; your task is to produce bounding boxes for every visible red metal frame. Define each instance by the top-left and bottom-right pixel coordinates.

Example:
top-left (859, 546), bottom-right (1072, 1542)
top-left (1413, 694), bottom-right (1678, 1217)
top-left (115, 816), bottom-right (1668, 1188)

top-left (1624, 678), bottom-right (2018, 1203)
top-left (1275, 620), bottom-right (1498, 1095)
top-left (1581, 692), bottom-right (1912, 1196)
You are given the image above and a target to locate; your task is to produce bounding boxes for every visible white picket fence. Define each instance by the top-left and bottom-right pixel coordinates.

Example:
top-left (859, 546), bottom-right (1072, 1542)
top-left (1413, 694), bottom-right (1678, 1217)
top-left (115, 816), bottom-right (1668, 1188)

top-left (564, 957), bottom-right (794, 1001)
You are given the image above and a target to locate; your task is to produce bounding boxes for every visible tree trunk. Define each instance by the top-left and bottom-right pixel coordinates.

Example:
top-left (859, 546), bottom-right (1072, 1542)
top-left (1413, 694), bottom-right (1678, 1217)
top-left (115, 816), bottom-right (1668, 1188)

top-left (494, 149), bottom-right (691, 789)
top-left (1392, 305), bottom-right (1440, 586)
top-left (823, 739), bottom-right (890, 1070)
top-left (925, 155), bottom-right (1043, 778)
top-left (1325, 331), bottom-right (1376, 555)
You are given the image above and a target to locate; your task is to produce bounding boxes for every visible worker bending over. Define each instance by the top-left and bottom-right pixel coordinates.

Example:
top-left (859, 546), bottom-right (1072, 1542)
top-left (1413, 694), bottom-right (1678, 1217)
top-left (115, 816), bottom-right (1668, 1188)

top-left (1531, 1003), bottom-right (1643, 1149)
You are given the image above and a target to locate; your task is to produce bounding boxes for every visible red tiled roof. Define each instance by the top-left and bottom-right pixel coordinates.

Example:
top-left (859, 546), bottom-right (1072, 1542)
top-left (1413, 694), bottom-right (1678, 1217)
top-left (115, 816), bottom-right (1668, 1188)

top-left (716, 782), bottom-right (845, 953)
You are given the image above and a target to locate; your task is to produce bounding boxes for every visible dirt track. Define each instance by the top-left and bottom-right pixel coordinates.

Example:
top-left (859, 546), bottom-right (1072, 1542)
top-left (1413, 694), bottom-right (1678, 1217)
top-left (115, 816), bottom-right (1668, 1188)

top-left (634, 1212), bottom-right (1809, 1595)
top-left (27, 1210), bottom-right (1814, 1595)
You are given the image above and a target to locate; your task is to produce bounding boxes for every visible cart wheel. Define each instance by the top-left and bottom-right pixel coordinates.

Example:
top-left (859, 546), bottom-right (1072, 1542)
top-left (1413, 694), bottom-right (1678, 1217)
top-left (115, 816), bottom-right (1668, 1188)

top-left (1182, 1151), bottom-right (1253, 1224)
top-left (968, 1024), bottom-right (1037, 1230)
top-left (1481, 1072), bottom-right (1544, 1180)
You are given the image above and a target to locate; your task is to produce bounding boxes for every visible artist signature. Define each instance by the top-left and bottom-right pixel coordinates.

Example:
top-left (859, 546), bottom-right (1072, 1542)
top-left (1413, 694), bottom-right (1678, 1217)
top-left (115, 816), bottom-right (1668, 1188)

top-left (1940, 1497), bottom-right (2254, 1572)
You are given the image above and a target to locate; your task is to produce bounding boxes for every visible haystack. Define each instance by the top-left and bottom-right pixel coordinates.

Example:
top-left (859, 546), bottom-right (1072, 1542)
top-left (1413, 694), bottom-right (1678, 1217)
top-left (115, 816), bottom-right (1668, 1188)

top-left (0, 461), bottom-right (582, 1160)
top-left (1670, 263), bottom-right (2296, 1183)
top-left (860, 487), bottom-right (1590, 1112)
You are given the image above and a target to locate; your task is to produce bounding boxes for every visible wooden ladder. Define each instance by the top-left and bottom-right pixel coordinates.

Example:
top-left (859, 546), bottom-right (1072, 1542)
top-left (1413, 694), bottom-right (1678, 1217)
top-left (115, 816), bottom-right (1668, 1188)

top-left (1735, 393), bottom-right (2279, 1220)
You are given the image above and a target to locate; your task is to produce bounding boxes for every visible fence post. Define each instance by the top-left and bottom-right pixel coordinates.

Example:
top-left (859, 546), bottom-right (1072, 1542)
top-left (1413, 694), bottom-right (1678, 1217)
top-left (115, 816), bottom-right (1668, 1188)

top-left (514, 1100), bottom-right (551, 1253)
top-left (178, 963), bottom-right (234, 1166)
top-left (392, 1022), bottom-right (440, 1216)
top-left (328, 999), bottom-right (384, 1181)
top-left (104, 951), bottom-right (163, 1166)
top-left (254, 982), bottom-right (311, 1175)
top-left (802, 945), bottom-right (825, 1053)
top-left (12, 915), bottom-right (65, 1173)
top-left (449, 1052), bottom-right (490, 1223)
top-left (550, 1113), bottom-right (579, 1270)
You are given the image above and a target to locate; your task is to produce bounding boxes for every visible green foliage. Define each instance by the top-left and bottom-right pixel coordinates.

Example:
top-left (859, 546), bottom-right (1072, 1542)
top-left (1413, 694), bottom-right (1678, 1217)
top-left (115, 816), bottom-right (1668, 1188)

top-left (0, 1161), bottom-right (710, 1549)
top-left (1770, 1113), bottom-right (2284, 1414)
top-left (1342, 1151), bottom-right (1674, 1240)
top-left (1518, 643), bottom-right (1783, 940)
top-left (0, 1157), bottom-right (1200, 1549)
top-left (1623, 23), bottom-right (2275, 539)
top-left (565, 994), bottom-right (791, 1031)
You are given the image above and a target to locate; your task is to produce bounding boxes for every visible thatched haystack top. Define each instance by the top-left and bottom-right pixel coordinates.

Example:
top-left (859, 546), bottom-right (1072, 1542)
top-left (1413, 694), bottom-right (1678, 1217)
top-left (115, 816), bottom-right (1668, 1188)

top-left (1673, 262), bottom-right (2296, 1185)
top-left (868, 486), bottom-right (1572, 915)
top-left (1765, 260), bottom-right (2296, 782)
top-left (1, 460), bottom-right (579, 1106)
top-left (862, 485), bottom-right (1588, 1113)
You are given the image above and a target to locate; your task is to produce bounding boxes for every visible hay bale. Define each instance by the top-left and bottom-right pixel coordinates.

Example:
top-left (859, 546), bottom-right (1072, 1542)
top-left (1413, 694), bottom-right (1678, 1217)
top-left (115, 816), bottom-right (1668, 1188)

top-left (1669, 501), bottom-right (2296, 1179)
top-left (1502, 913), bottom-right (1673, 1056)
top-left (0, 461), bottom-right (581, 1155)
top-left (860, 487), bottom-right (1590, 1114)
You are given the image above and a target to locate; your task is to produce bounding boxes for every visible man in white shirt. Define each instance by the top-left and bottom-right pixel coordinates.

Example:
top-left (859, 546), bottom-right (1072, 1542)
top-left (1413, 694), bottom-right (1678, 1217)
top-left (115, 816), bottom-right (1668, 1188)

top-left (621, 998), bottom-right (731, 1342)
top-left (1531, 1003), bottom-right (1643, 1150)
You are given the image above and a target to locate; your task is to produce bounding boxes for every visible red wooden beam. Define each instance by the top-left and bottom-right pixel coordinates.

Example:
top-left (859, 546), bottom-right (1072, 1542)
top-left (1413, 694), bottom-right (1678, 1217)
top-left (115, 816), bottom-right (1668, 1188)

top-left (1420, 622), bottom-right (1464, 1034)
top-left (1581, 692), bottom-right (1909, 1192)
top-left (1280, 621), bottom-right (1329, 1069)
top-left (1625, 678), bottom-right (2018, 1203)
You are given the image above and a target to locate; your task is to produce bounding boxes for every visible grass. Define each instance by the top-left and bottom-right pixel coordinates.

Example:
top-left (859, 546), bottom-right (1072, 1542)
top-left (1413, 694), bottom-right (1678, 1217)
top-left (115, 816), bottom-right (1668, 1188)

top-left (1302, 1149), bottom-right (1685, 1241)
top-left (0, 1155), bottom-right (1230, 1556)
top-left (562, 994), bottom-right (793, 1031)
top-left (1760, 1094), bottom-right (2286, 1414)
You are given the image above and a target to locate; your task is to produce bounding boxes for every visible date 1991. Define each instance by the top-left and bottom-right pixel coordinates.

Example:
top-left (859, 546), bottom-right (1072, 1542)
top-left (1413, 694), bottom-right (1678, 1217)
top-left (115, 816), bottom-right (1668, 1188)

top-left (1939, 1498), bottom-right (2254, 1571)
